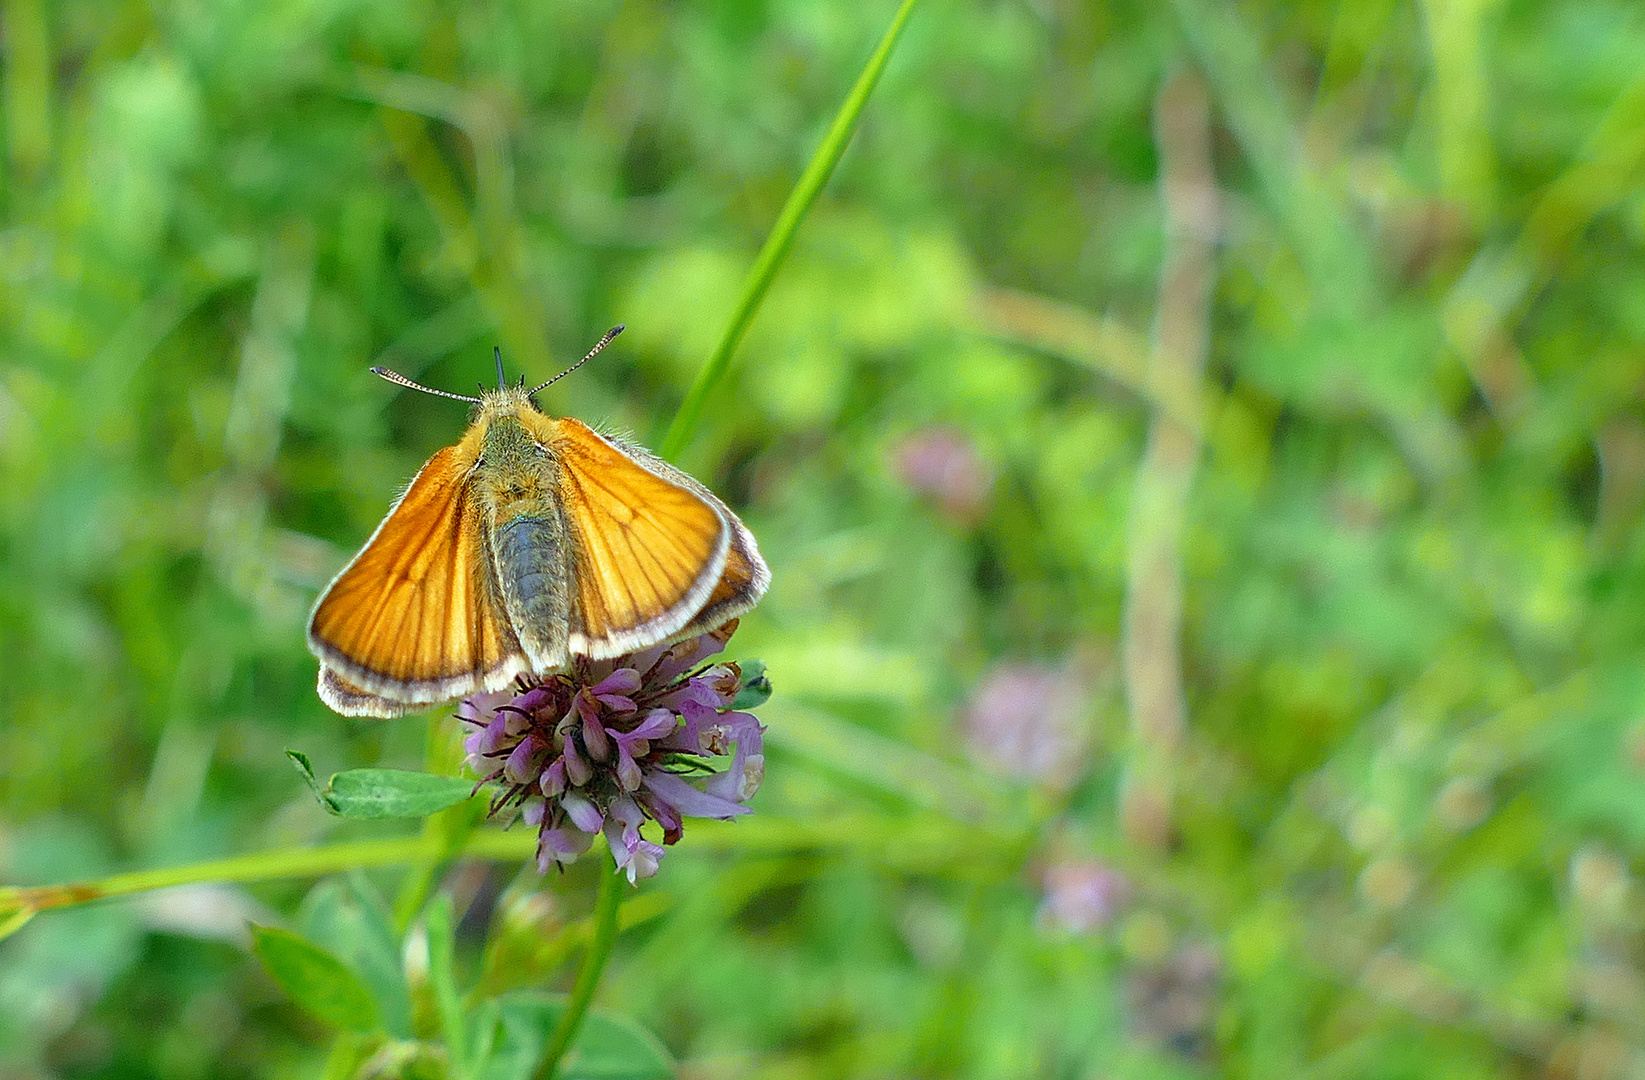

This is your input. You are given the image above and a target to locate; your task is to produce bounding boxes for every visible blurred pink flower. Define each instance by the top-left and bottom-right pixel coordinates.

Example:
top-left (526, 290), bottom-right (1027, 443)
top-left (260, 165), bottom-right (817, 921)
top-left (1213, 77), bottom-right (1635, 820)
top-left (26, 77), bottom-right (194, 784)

top-left (1039, 859), bottom-right (1132, 933)
top-left (892, 426), bottom-right (995, 525)
top-left (961, 662), bottom-right (1090, 787)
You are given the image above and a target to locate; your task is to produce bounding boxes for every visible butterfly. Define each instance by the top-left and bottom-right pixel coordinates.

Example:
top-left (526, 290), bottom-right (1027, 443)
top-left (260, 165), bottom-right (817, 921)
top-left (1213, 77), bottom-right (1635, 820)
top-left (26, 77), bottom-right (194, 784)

top-left (306, 327), bottom-right (770, 717)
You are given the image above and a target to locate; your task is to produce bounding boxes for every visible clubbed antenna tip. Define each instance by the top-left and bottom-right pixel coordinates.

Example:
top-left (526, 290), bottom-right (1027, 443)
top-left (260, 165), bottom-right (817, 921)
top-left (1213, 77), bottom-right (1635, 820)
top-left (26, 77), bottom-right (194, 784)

top-left (529, 326), bottom-right (625, 396)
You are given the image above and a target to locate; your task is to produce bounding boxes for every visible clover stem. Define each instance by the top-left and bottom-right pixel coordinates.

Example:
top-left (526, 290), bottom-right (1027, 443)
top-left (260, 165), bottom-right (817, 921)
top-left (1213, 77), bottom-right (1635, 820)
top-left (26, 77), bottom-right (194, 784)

top-left (533, 845), bottom-right (626, 1079)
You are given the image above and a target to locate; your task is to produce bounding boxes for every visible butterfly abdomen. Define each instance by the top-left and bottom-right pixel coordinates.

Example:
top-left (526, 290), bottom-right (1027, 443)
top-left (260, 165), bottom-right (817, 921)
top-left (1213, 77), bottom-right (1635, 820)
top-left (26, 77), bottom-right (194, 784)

top-left (491, 511), bottom-right (571, 665)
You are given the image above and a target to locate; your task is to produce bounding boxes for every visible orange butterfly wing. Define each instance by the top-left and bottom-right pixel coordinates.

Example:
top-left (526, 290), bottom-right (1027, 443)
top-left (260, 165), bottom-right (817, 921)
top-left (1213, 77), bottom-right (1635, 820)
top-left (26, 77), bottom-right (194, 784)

top-left (533, 417), bottom-right (729, 657)
top-left (675, 516), bottom-right (770, 640)
top-left (307, 440), bottom-right (525, 714)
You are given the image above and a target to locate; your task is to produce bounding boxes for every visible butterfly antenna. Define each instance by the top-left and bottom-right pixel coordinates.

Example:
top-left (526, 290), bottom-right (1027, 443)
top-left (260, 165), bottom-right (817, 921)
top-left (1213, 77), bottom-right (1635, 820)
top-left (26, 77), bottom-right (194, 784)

top-left (494, 345), bottom-right (506, 390)
top-left (529, 325), bottom-right (625, 395)
top-left (369, 367), bottom-right (482, 404)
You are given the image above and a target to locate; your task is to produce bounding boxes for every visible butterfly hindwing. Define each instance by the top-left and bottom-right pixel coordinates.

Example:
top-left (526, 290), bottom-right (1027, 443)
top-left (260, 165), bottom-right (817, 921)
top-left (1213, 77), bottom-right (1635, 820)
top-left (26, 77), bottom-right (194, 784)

top-left (673, 509), bottom-right (770, 640)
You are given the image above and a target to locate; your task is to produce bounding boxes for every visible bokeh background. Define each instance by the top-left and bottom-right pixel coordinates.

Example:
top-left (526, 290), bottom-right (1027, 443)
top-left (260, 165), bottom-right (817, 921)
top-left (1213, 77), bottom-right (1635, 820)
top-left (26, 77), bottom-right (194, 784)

top-left (5, 0), bottom-right (1645, 1076)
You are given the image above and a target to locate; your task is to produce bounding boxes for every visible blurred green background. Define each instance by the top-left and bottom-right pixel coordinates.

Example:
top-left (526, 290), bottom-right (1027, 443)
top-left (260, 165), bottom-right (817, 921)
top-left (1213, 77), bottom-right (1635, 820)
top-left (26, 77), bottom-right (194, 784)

top-left (5, 0), bottom-right (1645, 1076)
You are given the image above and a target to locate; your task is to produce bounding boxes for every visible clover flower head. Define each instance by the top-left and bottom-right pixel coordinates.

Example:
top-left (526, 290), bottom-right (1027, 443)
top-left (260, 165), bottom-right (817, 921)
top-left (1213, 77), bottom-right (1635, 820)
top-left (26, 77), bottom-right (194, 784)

top-left (459, 620), bottom-right (765, 883)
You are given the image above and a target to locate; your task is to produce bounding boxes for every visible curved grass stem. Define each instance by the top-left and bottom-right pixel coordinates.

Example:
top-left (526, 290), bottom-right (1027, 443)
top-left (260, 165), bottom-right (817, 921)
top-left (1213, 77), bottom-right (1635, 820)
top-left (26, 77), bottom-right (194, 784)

top-left (0, 829), bottom-right (538, 941)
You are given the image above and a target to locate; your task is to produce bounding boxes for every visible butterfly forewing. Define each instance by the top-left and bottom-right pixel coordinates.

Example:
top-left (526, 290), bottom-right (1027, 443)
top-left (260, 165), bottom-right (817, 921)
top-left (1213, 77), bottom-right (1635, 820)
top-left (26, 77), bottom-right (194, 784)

top-left (535, 417), bottom-right (729, 656)
top-left (307, 442), bottom-right (525, 711)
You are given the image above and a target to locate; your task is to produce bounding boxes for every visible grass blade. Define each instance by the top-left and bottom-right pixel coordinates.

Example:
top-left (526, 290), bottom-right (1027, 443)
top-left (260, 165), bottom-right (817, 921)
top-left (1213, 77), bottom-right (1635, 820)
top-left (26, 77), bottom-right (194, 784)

top-left (657, 0), bottom-right (922, 461)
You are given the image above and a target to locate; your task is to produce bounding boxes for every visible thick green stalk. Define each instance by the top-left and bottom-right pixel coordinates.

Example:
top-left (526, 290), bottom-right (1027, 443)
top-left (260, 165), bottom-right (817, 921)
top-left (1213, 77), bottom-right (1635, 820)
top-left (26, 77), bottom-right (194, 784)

top-left (0, 812), bottom-right (1030, 939)
top-left (657, 0), bottom-right (922, 461)
top-left (533, 852), bottom-right (626, 1080)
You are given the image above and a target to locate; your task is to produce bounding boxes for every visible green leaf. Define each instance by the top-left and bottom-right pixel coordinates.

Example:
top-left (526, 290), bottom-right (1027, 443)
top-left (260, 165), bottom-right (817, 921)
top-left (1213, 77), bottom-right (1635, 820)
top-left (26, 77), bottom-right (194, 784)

top-left (300, 875), bottom-right (413, 1039)
top-left (479, 993), bottom-right (673, 1080)
top-left (288, 749), bottom-right (478, 820)
top-left (250, 924), bottom-right (378, 1034)
top-left (562, 1011), bottom-right (675, 1080)
top-left (426, 892), bottom-right (469, 1078)
top-left (732, 659), bottom-right (771, 710)
top-left (465, 998), bottom-right (501, 1080)
top-left (286, 750), bottom-right (339, 813)
top-left (326, 769), bottom-right (477, 819)
top-left (479, 995), bottom-right (563, 1080)
top-left (343, 873), bottom-right (414, 1033)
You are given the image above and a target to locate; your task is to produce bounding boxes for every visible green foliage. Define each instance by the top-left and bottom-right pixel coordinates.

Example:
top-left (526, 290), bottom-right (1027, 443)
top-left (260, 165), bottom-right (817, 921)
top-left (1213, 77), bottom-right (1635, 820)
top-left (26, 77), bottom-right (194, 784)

top-left (302, 874), bottom-right (414, 1038)
top-left (481, 996), bottom-right (674, 1080)
top-left (251, 925), bottom-right (380, 1034)
top-left (251, 880), bottom-right (672, 1079)
top-left (288, 750), bottom-right (480, 819)
top-left (426, 892), bottom-right (473, 1076)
